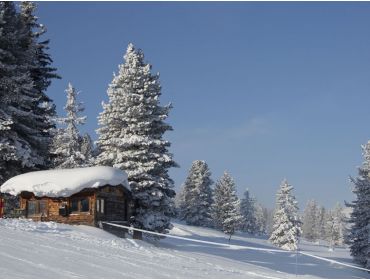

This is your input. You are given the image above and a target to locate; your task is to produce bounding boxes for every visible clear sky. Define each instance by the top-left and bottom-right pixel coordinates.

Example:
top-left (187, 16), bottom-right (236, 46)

top-left (35, 1), bottom-right (370, 209)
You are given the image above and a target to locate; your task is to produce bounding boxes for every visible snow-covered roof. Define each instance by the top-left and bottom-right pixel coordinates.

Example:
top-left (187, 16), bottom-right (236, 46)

top-left (0, 166), bottom-right (129, 197)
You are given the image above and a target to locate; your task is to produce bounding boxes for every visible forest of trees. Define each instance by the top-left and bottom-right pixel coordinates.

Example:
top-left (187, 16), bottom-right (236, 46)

top-left (0, 1), bottom-right (369, 269)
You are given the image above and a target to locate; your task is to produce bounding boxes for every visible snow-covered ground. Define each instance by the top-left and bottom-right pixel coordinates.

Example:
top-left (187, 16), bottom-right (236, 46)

top-left (0, 219), bottom-right (368, 278)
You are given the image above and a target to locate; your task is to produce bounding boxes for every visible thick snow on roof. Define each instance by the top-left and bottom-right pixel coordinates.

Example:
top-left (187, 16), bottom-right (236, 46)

top-left (0, 166), bottom-right (129, 197)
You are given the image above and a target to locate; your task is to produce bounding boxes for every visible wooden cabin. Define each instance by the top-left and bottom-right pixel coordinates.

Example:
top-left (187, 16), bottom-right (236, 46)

top-left (0, 166), bottom-right (135, 228)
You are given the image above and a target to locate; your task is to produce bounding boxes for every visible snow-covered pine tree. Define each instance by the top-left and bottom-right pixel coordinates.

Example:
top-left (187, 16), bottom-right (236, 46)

top-left (19, 1), bottom-right (59, 167)
top-left (315, 206), bottom-right (327, 242)
top-left (254, 203), bottom-right (267, 235)
top-left (264, 207), bottom-right (275, 235)
top-left (0, 2), bottom-right (58, 184)
top-left (240, 188), bottom-right (257, 234)
top-left (269, 179), bottom-right (302, 251)
top-left (302, 199), bottom-right (319, 241)
top-left (347, 141), bottom-right (370, 268)
top-left (50, 83), bottom-right (89, 168)
top-left (174, 184), bottom-right (186, 219)
top-left (179, 160), bottom-right (213, 226)
top-left (0, 2), bottom-right (42, 183)
top-left (325, 203), bottom-right (345, 250)
top-left (96, 43), bottom-right (177, 234)
top-left (79, 133), bottom-right (94, 166)
top-left (211, 172), bottom-right (243, 241)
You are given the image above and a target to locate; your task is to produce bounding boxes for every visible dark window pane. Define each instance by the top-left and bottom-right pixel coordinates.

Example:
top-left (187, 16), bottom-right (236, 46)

top-left (27, 201), bottom-right (38, 216)
top-left (81, 198), bottom-right (89, 212)
top-left (71, 199), bottom-right (79, 212)
top-left (40, 200), bottom-right (48, 216)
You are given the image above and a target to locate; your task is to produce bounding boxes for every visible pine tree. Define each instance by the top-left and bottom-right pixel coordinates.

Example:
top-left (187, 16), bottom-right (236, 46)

top-left (269, 179), bottom-right (302, 251)
top-left (211, 172), bottom-right (243, 241)
top-left (315, 206), bottom-right (327, 241)
top-left (254, 203), bottom-right (267, 235)
top-left (175, 184), bottom-right (186, 219)
top-left (96, 43), bottom-right (177, 234)
top-left (19, 1), bottom-right (59, 167)
top-left (0, 2), bottom-right (58, 183)
top-left (79, 133), bottom-right (94, 166)
top-left (325, 203), bottom-right (345, 250)
top-left (347, 141), bottom-right (370, 268)
top-left (302, 199), bottom-right (319, 241)
top-left (240, 188), bottom-right (257, 234)
top-left (50, 83), bottom-right (89, 168)
top-left (179, 160), bottom-right (213, 226)
top-left (0, 2), bottom-right (41, 182)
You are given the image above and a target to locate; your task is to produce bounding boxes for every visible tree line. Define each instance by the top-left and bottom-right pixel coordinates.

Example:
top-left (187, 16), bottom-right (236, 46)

top-left (175, 160), bottom-right (351, 252)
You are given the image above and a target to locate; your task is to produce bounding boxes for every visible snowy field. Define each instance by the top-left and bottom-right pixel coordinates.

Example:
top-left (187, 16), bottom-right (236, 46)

top-left (0, 219), bottom-right (368, 279)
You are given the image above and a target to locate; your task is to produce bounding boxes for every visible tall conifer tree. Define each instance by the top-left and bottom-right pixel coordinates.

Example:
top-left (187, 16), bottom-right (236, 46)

top-left (347, 141), bottom-right (370, 268)
top-left (96, 43), bottom-right (177, 233)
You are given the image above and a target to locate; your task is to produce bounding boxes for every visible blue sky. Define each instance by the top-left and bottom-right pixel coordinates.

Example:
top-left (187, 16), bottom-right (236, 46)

top-left (36, 2), bottom-right (370, 209)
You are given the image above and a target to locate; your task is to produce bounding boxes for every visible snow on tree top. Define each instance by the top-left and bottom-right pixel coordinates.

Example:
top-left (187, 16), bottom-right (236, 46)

top-left (0, 166), bottom-right (129, 197)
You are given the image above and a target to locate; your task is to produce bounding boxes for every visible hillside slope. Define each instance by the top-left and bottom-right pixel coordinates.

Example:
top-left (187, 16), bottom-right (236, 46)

top-left (0, 219), bottom-right (367, 278)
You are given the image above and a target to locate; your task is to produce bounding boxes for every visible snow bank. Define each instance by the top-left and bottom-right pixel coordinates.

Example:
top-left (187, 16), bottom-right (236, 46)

top-left (0, 166), bottom-right (129, 197)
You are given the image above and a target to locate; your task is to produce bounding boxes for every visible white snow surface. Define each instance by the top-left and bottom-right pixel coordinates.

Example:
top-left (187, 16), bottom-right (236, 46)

top-left (0, 218), bottom-right (368, 278)
top-left (0, 166), bottom-right (129, 197)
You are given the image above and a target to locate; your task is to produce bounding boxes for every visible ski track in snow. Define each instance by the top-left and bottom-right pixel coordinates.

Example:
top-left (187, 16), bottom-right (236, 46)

top-left (0, 219), bottom-right (368, 279)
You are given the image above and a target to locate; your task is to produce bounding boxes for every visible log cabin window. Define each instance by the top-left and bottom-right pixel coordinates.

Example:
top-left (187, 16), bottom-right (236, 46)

top-left (100, 199), bottom-right (104, 214)
top-left (80, 198), bottom-right (89, 212)
top-left (27, 200), bottom-right (38, 216)
top-left (96, 199), bottom-right (104, 214)
top-left (71, 199), bottom-right (79, 212)
top-left (70, 198), bottom-right (89, 212)
top-left (27, 200), bottom-right (48, 216)
top-left (39, 200), bottom-right (48, 216)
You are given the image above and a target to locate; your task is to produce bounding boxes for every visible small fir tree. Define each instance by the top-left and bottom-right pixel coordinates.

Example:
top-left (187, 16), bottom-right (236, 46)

top-left (240, 188), bottom-right (257, 234)
top-left (211, 172), bottom-right (243, 241)
top-left (269, 179), bottom-right (302, 251)
top-left (50, 83), bottom-right (90, 168)
top-left (179, 160), bottom-right (213, 226)
top-left (302, 199), bottom-right (319, 241)
top-left (315, 206), bottom-right (327, 242)
top-left (254, 203), bottom-right (267, 235)
top-left (325, 203), bottom-right (344, 250)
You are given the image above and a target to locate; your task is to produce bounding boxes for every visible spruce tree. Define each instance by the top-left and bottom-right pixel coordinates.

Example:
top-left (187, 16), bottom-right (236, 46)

top-left (325, 203), bottom-right (345, 250)
top-left (254, 203), bottom-right (267, 235)
top-left (96, 43), bottom-right (177, 234)
top-left (302, 199), bottom-right (319, 241)
top-left (50, 83), bottom-right (90, 169)
top-left (269, 179), bottom-right (302, 251)
top-left (211, 172), bottom-right (243, 241)
top-left (240, 188), bottom-right (257, 234)
top-left (0, 2), bottom-right (41, 182)
top-left (179, 160), bottom-right (213, 226)
top-left (19, 1), bottom-right (59, 166)
top-left (315, 206), bottom-right (327, 241)
top-left (0, 2), bottom-right (58, 183)
top-left (347, 141), bottom-right (370, 268)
